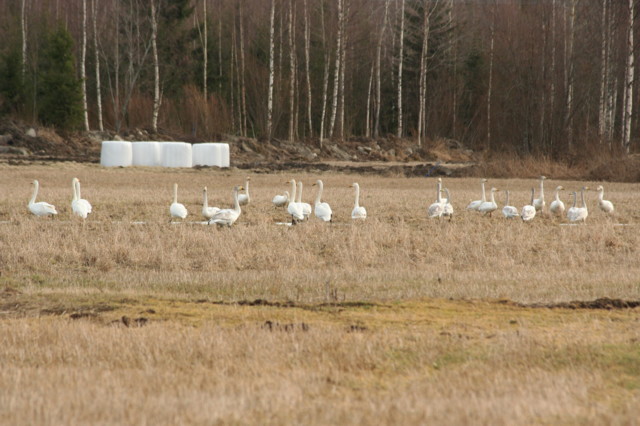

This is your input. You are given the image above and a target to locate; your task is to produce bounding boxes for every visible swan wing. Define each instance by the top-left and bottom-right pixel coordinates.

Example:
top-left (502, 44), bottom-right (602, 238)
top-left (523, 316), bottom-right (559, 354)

top-left (315, 202), bottom-right (332, 222)
top-left (71, 199), bottom-right (89, 219)
top-left (288, 202), bottom-right (305, 220)
top-left (502, 206), bottom-right (519, 218)
top-left (238, 194), bottom-right (249, 205)
top-left (466, 200), bottom-right (482, 210)
top-left (428, 202), bottom-right (444, 218)
top-left (272, 195), bottom-right (287, 206)
top-left (599, 200), bottom-right (614, 213)
top-left (30, 201), bottom-right (58, 216)
top-left (211, 208), bottom-right (240, 225)
top-left (301, 202), bottom-right (312, 218)
top-left (549, 200), bottom-right (565, 215)
top-left (202, 206), bottom-right (220, 219)
top-left (351, 206), bottom-right (367, 220)
top-left (521, 205), bottom-right (536, 221)
top-left (533, 198), bottom-right (544, 211)
top-left (170, 202), bottom-right (188, 219)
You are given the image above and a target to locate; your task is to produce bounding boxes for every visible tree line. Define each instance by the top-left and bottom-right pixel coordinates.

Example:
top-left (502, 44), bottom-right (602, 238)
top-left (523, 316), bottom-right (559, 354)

top-left (0, 0), bottom-right (637, 157)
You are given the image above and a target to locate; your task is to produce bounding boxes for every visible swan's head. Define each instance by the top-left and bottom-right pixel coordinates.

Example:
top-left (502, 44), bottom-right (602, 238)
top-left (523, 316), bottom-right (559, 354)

top-left (582, 186), bottom-right (589, 191)
top-left (491, 187), bottom-right (498, 192)
top-left (437, 177), bottom-right (442, 182)
top-left (72, 177), bottom-right (80, 184)
top-left (203, 186), bottom-right (208, 192)
top-left (540, 176), bottom-right (547, 180)
top-left (596, 185), bottom-right (604, 191)
top-left (481, 178), bottom-right (488, 183)
top-left (556, 186), bottom-right (564, 191)
top-left (312, 180), bottom-right (322, 187)
top-left (350, 183), bottom-right (359, 188)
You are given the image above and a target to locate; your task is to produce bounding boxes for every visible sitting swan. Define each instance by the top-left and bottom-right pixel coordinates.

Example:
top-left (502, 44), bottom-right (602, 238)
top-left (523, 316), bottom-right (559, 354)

top-left (272, 191), bottom-right (289, 207)
top-left (596, 185), bottom-right (614, 214)
top-left (297, 181), bottom-right (312, 219)
top-left (312, 179), bottom-right (333, 222)
top-left (28, 180), bottom-right (58, 217)
top-left (202, 187), bottom-right (220, 223)
top-left (549, 186), bottom-right (565, 217)
top-left (533, 176), bottom-right (546, 212)
top-left (428, 178), bottom-right (445, 218)
top-left (286, 179), bottom-right (305, 224)
top-left (169, 183), bottom-right (188, 221)
top-left (441, 187), bottom-right (454, 220)
top-left (478, 187), bottom-right (498, 216)
top-left (237, 177), bottom-right (251, 205)
top-left (502, 190), bottom-right (519, 219)
top-left (521, 188), bottom-right (536, 222)
top-left (71, 178), bottom-right (92, 219)
top-left (467, 178), bottom-right (488, 211)
top-left (210, 185), bottom-right (244, 226)
top-left (351, 182), bottom-right (367, 220)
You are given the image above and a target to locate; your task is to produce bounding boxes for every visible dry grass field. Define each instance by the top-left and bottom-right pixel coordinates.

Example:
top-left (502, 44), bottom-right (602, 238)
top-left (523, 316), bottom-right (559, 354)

top-left (1, 162), bottom-right (639, 424)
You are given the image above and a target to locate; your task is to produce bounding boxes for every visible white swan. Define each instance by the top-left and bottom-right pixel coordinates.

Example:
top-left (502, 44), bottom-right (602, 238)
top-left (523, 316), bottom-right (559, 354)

top-left (568, 186), bottom-right (589, 223)
top-left (441, 187), bottom-right (454, 220)
top-left (351, 183), bottom-right (367, 220)
top-left (71, 178), bottom-right (91, 219)
top-left (237, 177), bottom-right (251, 205)
top-left (312, 179), bottom-right (333, 222)
top-left (533, 176), bottom-right (546, 212)
top-left (169, 183), bottom-right (188, 221)
top-left (272, 191), bottom-right (289, 207)
top-left (549, 185), bottom-right (565, 217)
top-left (502, 190), bottom-right (519, 219)
top-left (210, 185), bottom-right (243, 226)
top-left (202, 186), bottom-right (220, 223)
top-left (521, 188), bottom-right (536, 222)
top-left (286, 179), bottom-right (305, 224)
top-left (596, 185), bottom-right (614, 214)
top-left (428, 178), bottom-right (445, 218)
top-left (297, 181), bottom-right (312, 219)
top-left (478, 187), bottom-right (498, 216)
top-left (28, 180), bottom-right (58, 217)
top-left (467, 178), bottom-right (488, 211)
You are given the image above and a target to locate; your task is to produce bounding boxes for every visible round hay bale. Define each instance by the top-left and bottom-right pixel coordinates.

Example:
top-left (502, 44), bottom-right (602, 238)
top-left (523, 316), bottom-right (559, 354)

top-left (132, 142), bottom-right (162, 167)
top-left (161, 142), bottom-right (192, 168)
top-left (100, 141), bottom-right (132, 167)
top-left (192, 143), bottom-right (220, 167)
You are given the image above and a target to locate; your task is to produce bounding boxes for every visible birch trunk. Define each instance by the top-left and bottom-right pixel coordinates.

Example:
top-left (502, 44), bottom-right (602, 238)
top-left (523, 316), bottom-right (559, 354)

top-left (549, 0), bottom-right (556, 148)
top-left (288, 0), bottom-right (295, 142)
top-left (150, 0), bottom-right (161, 133)
top-left (218, 0), bottom-right (223, 93)
top-left (21, 0), bottom-right (27, 77)
top-left (598, 0), bottom-right (608, 141)
top-left (81, 0), bottom-right (90, 131)
top-left (239, 2), bottom-right (247, 137)
top-left (622, 0), bottom-right (635, 153)
top-left (203, 0), bottom-right (208, 100)
top-left (303, 0), bottom-right (313, 137)
top-left (230, 21), bottom-right (236, 131)
top-left (487, 7), bottom-right (495, 150)
top-left (366, 62), bottom-right (374, 138)
top-left (417, 2), bottom-right (430, 146)
top-left (267, 0), bottom-right (276, 139)
top-left (92, 0), bottom-right (103, 131)
top-left (329, 0), bottom-right (343, 139)
top-left (338, 1), bottom-right (349, 139)
top-left (564, 0), bottom-right (576, 150)
top-left (396, 0), bottom-right (405, 138)
top-left (373, 0), bottom-right (389, 139)
top-left (319, 1), bottom-right (330, 145)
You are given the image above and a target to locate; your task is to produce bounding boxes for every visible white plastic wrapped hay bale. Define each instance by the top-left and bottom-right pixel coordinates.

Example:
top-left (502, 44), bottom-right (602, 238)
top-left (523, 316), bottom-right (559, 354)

top-left (192, 143), bottom-right (219, 167)
top-left (132, 142), bottom-right (161, 167)
top-left (161, 142), bottom-right (192, 168)
top-left (100, 141), bottom-right (132, 167)
top-left (219, 143), bottom-right (230, 168)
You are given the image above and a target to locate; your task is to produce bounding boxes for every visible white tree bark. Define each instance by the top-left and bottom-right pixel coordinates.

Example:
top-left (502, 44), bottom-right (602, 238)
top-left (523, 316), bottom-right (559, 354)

top-left (564, 0), bottom-right (576, 150)
top-left (267, 0), bottom-right (276, 139)
top-left (319, 1), bottom-right (330, 145)
top-left (487, 6), bottom-right (495, 150)
top-left (239, 2), bottom-right (248, 137)
top-left (303, 0), bottom-right (313, 137)
top-left (203, 0), bottom-right (208, 100)
top-left (417, 2), bottom-right (430, 146)
top-left (288, 0), bottom-right (296, 142)
top-left (81, 0), bottom-right (90, 131)
top-left (338, 1), bottom-right (349, 139)
top-left (549, 0), bottom-right (556, 147)
top-left (92, 0), bottom-right (103, 131)
top-left (622, 0), bottom-right (635, 153)
top-left (21, 0), bottom-right (27, 77)
top-left (150, 0), bottom-right (161, 133)
top-left (396, 0), bottom-right (405, 138)
top-left (366, 62), bottom-right (374, 138)
top-left (598, 0), bottom-right (608, 141)
top-left (373, 0), bottom-right (389, 139)
top-left (329, 0), bottom-right (343, 139)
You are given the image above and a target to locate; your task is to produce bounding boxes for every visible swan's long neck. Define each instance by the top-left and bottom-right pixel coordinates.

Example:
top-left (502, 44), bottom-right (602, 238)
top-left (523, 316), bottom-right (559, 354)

top-left (505, 190), bottom-right (510, 206)
top-left (245, 179), bottom-right (250, 197)
top-left (203, 188), bottom-right (209, 208)
top-left (297, 182), bottom-right (303, 203)
top-left (443, 188), bottom-right (451, 204)
top-left (530, 188), bottom-right (535, 205)
top-left (76, 180), bottom-right (83, 199)
top-left (173, 184), bottom-right (179, 203)
top-left (571, 192), bottom-right (577, 208)
top-left (555, 189), bottom-right (561, 201)
top-left (72, 179), bottom-right (78, 201)
top-left (289, 180), bottom-right (297, 203)
top-left (354, 184), bottom-right (360, 208)
top-left (233, 188), bottom-right (241, 213)
top-left (490, 189), bottom-right (496, 204)
top-left (598, 189), bottom-right (604, 201)
top-left (30, 181), bottom-right (39, 204)
top-left (580, 188), bottom-right (587, 209)
top-left (436, 180), bottom-right (442, 203)
top-left (315, 181), bottom-right (323, 205)
top-left (539, 179), bottom-right (545, 200)
top-left (481, 181), bottom-right (486, 202)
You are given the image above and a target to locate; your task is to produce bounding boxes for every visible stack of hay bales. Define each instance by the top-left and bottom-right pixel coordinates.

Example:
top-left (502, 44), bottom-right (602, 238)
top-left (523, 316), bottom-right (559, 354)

top-left (192, 143), bottom-right (230, 167)
top-left (101, 141), bottom-right (230, 168)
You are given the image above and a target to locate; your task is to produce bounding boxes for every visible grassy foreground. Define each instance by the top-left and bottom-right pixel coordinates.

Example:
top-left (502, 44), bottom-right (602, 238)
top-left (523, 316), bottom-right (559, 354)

top-left (0, 163), bottom-right (639, 424)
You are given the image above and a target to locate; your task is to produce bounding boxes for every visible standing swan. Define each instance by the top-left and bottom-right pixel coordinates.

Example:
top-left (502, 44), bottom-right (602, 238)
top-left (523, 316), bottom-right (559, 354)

top-left (272, 191), bottom-right (289, 207)
top-left (169, 183), bottom-right (188, 221)
top-left (478, 188), bottom-right (498, 216)
top-left (28, 180), bottom-right (58, 217)
top-left (297, 181), bottom-right (312, 219)
top-left (568, 186), bottom-right (589, 223)
top-left (210, 185), bottom-right (244, 226)
top-left (502, 190), bottom-right (519, 219)
top-left (428, 178), bottom-right (445, 218)
top-left (521, 188), bottom-right (536, 222)
top-left (533, 176), bottom-right (546, 212)
top-left (596, 185), bottom-right (614, 214)
top-left (286, 179), bottom-right (304, 224)
top-left (237, 177), bottom-right (251, 205)
top-left (312, 180), bottom-right (333, 222)
top-left (351, 183), bottom-right (367, 220)
top-left (202, 187), bottom-right (220, 223)
top-left (549, 186), bottom-right (565, 217)
top-left (71, 178), bottom-right (91, 219)
top-left (441, 188), bottom-right (454, 220)
top-left (467, 178), bottom-right (488, 211)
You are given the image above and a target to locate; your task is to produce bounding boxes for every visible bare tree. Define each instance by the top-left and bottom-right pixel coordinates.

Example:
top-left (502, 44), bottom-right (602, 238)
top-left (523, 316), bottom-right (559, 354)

top-left (288, 0), bottom-right (296, 142)
top-left (92, 0), bottom-right (103, 131)
top-left (329, 0), bottom-right (344, 139)
top-left (373, 0), bottom-right (389, 139)
top-left (81, 0), bottom-right (90, 131)
top-left (21, 0), bottom-right (27, 77)
top-left (319, 1), bottom-right (331, 145)
top-left (203, 0), bottom-right (208, 100)
top-left (417, 1), bottom-right (430, 146)
top-left (267, 0), bottom-right (276, 139)
top-left (239, 1), bottom-right (247, 136)
top-left (150, 0), bottom-right (161, 133)
top-left (564, 0), bottom-right (577, 150)
top-left (622, 0), bottom-right (635, 153)
top-left (396, 0), bottom-right (405, 138)
top-left (338, 0), bottom-right (349, 139)
top-left (487, 3), bottom-right (495, 150)
top-left (303, 0), bottom-right (312, 136)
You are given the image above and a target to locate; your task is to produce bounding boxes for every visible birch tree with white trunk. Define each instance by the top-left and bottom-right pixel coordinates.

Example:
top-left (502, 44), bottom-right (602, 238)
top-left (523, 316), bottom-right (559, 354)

top-left (150, 0), bottom-right (161, 133)
top-left (622, 0), bottom-right (635, 153)
top-left (396, 0), bottom-right (405, 138)
top-left (92, 0), bottom-right (103, 131)
top-left (81, 0), bottom-right (90, 131)
top-left (267, 0), bottom-right (276, 139)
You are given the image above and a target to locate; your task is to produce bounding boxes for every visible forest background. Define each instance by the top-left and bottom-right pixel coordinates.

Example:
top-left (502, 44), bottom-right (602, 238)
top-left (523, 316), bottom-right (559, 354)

top-left (0, 0), bottom-right (638, 160)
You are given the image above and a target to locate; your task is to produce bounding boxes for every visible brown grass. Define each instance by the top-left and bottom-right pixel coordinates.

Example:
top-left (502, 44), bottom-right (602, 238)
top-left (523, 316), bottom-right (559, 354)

top-left (1, 163), bottom-right (639, 424)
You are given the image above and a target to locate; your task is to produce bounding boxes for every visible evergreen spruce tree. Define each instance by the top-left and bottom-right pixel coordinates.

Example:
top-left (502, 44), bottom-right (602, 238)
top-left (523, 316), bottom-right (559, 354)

top-left (0, 45), bottom-right (25, 116)
top-left (38, 26), bottom-right (83, 129)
